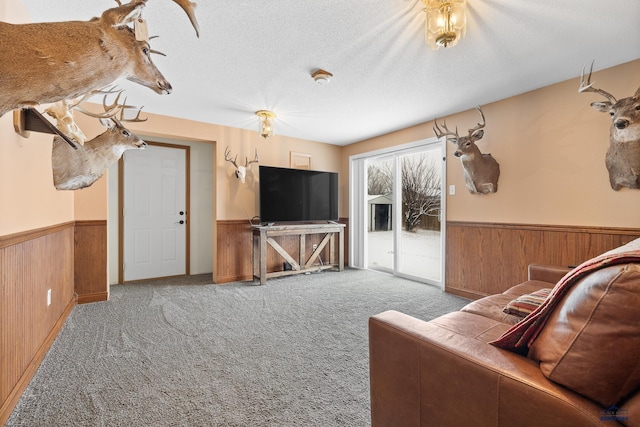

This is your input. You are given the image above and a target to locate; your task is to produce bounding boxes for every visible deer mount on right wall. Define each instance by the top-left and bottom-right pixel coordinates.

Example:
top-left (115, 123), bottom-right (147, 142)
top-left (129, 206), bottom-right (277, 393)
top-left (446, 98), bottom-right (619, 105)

top-left (434, 106), bottom-right (501, 195)
top-left (579, 62), bottom-right (640, 191)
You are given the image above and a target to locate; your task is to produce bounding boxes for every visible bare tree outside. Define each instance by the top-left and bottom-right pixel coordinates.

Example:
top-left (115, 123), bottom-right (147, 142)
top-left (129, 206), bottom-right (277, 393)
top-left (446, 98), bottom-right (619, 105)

top-left (367, 154), bottom-right (441, 232)
top-left (401, 154), bottom-right (441, 232)
top-left (367, 162), bottom-right (392, 195)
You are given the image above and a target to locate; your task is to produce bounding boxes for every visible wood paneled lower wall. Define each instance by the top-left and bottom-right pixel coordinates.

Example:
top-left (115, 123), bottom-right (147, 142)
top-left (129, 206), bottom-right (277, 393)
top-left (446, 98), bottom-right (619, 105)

top-left (74, 220), bottom-right (108, 304)
top-left (0, 220), bottom-right (107, 424)
top-left (0, 223), bottom-right (76, 425)
top-left (215, 218), bottom-right (350, 283)
top-left (446, 221), bottom-right (640, 299)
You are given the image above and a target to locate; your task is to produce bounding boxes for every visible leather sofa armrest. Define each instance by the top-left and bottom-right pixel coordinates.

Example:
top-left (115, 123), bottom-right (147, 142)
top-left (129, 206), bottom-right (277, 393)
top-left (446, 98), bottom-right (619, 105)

top-left (369, 310), bottom-right (607, 427)
top-left (528, 263), bottom-right (572, 283)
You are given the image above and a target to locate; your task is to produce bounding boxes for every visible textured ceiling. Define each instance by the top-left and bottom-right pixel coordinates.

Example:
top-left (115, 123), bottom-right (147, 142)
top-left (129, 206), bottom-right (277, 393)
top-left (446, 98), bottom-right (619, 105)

top-left (17, 0), bottom-right (640, 146)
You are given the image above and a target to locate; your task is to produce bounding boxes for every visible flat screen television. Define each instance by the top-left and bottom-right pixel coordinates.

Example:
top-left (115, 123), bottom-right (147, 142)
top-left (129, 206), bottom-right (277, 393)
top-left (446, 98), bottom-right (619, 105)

top-left (259, 165), bottom-right (338, 223)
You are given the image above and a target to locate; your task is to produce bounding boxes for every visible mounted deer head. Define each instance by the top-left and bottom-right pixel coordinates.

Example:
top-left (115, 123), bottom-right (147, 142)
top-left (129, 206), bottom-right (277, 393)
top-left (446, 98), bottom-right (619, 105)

top-left (51, 98), bottom-right (147, 190)
top-left (224, 147), bottom-right (259, 184)
top-left (0, 0), bottom-right (200, 117)
top-left (579, 62), bottom-right (640, 191)
top-left (44, 87), bottom-right (131, 145)
top-left (434, 106), bottom-right (500, 194)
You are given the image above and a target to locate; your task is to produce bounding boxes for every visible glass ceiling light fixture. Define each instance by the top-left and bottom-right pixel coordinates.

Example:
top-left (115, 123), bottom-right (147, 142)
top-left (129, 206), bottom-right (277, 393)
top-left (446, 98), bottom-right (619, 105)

top-left (424, 0), bottom-right (467, 50)
top-left (255, 110), bottom-right (276, 139)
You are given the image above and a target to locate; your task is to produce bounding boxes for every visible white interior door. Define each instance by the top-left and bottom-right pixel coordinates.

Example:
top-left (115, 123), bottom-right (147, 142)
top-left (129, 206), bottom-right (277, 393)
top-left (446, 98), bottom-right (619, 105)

top-left (123, 145), bottom-right (187, 281)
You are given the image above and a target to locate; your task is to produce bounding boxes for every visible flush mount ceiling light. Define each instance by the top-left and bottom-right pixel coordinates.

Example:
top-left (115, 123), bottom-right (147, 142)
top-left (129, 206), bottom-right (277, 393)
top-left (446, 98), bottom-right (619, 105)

top-left (311, 69), bottom-right (333, 85)
top-left (423, 0), bottom-right (467, 50)
top-left (255, 110), bottom-right (276, 139)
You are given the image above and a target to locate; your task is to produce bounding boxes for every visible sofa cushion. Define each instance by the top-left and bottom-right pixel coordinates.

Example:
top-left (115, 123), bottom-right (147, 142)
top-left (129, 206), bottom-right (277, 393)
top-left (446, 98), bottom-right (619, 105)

top-left (503, 288), bottom-right (552, 317)
top-left (429, 311), bottom-right (512, 342)
top-left (461, 280), bottom-right (552, 326)
top-left (460, 294), bottom-right (524, 325)
top-left (528, 263), bottom-right (640, 407)
top-left (502, 280), bottom-right (555, 297)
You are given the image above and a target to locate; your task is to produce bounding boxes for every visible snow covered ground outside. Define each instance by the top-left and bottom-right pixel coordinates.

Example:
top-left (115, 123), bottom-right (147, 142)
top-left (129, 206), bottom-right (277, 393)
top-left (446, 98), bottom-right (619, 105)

top-left (367, 229), bottom-right (442, 282)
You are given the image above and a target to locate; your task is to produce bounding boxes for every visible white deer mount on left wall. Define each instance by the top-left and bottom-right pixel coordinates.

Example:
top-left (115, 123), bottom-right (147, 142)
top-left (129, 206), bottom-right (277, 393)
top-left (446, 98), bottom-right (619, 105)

top-left (224, 146), bottom-right (259, 184)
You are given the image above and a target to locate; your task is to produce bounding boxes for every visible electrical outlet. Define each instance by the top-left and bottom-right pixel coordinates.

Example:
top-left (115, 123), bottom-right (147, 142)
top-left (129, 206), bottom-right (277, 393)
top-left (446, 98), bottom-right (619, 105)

top-left (47, 289), bottom-right (52, 306)
top-left (312, 244), bottom-right (318, 251)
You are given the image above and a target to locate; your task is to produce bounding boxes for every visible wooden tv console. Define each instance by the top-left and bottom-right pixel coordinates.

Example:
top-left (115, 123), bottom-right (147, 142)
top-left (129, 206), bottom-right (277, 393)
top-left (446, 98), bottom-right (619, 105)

top-left (252, 223), bottom-right (345, 285)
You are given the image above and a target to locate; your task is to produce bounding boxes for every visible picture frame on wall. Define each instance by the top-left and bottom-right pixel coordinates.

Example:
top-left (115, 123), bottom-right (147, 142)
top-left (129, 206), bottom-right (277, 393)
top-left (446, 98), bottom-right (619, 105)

top-left (290, 151), bottom-right (311, 170)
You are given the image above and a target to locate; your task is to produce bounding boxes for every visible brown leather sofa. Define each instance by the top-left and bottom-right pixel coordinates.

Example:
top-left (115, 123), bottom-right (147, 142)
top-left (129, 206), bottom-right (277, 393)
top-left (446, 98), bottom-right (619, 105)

top-left (369, 239), bottom-right (640, 427)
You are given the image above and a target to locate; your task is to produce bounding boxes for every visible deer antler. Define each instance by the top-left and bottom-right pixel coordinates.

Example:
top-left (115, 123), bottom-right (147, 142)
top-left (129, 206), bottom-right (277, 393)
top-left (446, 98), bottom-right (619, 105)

top-left (224, 146), bottom-right (239, 168)
top-left (44, 87), bottom-right (131, 146)
top-left (468, 106), bottom-right (486, 137)
top-left (69, 88), bottom-right (127, 119)
top-left (578, 62), bottom-right (617, 103)
top-left (113, 0), bottom-right (199, 37)
top-left (117, 97), bottom-right (148, 122)
top-left (172, 0), bottom-right (200, 38)
top-left (245, 149), bottom-right (259, 167)
top-left (71, 90), bottom-right (147, 124)
top-left (433, 119), bottom-right (459, 142)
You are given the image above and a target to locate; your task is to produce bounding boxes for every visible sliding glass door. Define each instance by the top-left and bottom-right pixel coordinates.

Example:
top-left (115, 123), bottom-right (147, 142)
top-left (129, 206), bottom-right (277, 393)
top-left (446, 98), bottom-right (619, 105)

top-left (351, 139), bottom-right (444, 286)
top-left (396, 148), bottom-right (442, 282)
top-left (367, 156), bottom-right (395, 273)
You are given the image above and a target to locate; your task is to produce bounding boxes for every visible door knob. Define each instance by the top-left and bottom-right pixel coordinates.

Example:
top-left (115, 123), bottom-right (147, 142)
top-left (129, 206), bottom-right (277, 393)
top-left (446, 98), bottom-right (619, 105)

top-left (175, 220), bottom-right (185, 225)
top-left (179, 211), bottom-right (185, 215)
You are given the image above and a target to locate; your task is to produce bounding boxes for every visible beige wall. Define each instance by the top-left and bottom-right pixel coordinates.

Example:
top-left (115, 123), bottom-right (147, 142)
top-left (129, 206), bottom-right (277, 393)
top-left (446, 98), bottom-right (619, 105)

top-left (114, 115), bottom-right (341, 281)
top-left (213, 125), bottom-right (342, 221)
top-left (0, 0), bottom-right (75, 236)
top-left (65, 107), bottom-right (340, 280)
top-left (341, 58), bottom-right (640, 229)
top-left (99, 112), bottom-right (342, 222)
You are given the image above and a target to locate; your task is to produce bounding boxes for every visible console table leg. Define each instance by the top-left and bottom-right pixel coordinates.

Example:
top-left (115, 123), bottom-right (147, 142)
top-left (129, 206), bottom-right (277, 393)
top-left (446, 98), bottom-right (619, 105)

top-left (260, 231), bottom-right (267, 285)
top-left (339, 229), bottom-right (344, 271)
top-left (300, 234), bottom-right (306, 268)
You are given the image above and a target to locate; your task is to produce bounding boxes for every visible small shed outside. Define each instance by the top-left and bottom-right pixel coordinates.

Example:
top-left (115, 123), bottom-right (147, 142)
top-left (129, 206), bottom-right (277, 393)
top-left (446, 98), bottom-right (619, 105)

top-left (368, 194), bottom-right (393, 231)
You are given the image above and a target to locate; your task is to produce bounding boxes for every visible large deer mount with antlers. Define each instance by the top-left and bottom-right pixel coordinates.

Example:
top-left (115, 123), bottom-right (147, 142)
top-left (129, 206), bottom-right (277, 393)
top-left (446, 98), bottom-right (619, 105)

top-left (434, 107), bottom-right (501, 195)
top-left (224, 147), bottom-right (259, 184)
top-left (0, 0), bottom-right (199, 118)
top-left (579, 62), bottom-right (640, 191)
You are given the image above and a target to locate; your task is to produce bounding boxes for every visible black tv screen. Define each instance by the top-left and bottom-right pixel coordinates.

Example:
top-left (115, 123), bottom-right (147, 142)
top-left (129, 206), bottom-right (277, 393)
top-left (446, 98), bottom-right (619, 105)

top-left (259, 166), bottom-right (338, 223)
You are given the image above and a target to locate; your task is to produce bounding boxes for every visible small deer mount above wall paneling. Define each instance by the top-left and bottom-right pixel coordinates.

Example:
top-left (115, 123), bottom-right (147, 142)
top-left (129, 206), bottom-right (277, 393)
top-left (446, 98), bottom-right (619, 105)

top-left (434, 107), bottom-right (501, 195)
top-left (224, 147), bottom-right (259, 184)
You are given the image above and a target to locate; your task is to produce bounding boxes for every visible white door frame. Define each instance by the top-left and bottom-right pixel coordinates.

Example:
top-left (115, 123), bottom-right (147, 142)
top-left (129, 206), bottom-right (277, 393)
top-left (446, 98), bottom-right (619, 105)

top-left (349, 137), bottom-right (446, 287)
top-left (118, 141), bottom-right (191, 283)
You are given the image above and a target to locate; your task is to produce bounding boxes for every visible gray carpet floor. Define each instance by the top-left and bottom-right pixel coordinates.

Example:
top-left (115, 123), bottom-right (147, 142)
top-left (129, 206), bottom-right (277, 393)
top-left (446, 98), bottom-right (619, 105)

top-left (8, 268), bottom-right (469, 427)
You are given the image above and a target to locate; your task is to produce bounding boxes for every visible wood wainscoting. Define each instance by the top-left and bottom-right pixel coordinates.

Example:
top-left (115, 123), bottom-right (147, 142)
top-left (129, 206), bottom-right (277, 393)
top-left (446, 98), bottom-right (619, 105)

top-left (446, 221), bottom-right (640, 299)
top-left (216, 218), bottom-right (350, 284)
top-left (0, 223), bottom-right (76, 425)
top-left (74, 220), bottom-right (108, 304)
